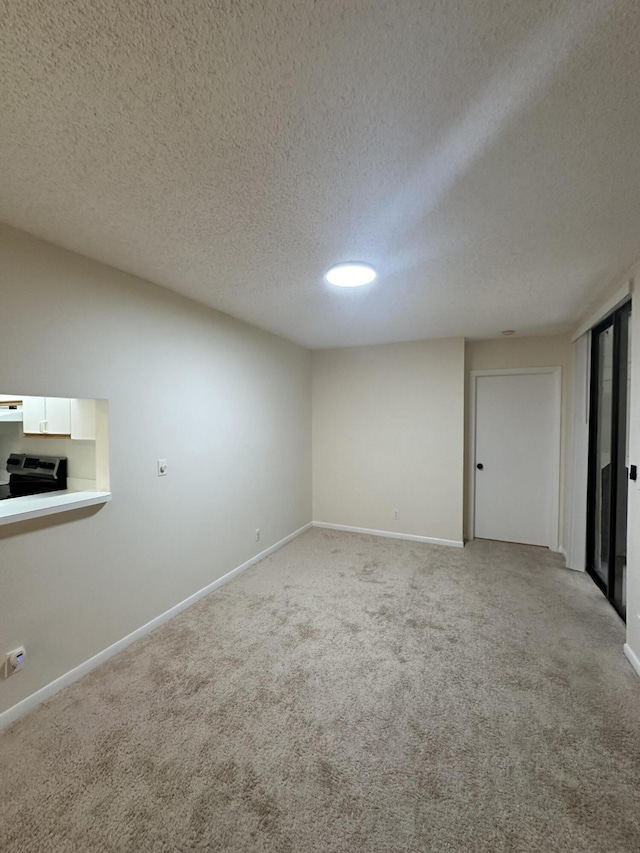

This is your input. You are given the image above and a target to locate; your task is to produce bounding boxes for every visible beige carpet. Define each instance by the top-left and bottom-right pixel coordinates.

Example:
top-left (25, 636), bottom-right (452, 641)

top-left (1, 529), bottom-right (640, 852)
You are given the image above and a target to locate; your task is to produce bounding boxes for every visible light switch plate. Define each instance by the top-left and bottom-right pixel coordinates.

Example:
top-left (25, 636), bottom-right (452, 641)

top-left (157, 459), bottom-right (168, 477)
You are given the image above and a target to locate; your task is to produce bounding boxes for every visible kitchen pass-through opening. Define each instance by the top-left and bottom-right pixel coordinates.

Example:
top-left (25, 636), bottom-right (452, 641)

top-left (0, 393), bottom-right (110, 501)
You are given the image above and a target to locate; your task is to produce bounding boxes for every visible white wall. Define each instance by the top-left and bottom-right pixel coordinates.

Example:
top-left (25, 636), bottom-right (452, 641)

top-left (312, 338), bottom-right (465, 544)
top-left (0, 225), bottom-right (312, 714)
top-left (465, 335), bottom-right (573, 548)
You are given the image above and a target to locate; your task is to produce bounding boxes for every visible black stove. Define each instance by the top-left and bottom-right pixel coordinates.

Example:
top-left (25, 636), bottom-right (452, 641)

top-left (0, 454), bottom-right (67, 500)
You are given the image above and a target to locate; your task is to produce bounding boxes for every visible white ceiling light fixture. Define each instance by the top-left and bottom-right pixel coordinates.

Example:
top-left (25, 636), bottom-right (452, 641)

top-left (325, 262), bottom-right (377, 288)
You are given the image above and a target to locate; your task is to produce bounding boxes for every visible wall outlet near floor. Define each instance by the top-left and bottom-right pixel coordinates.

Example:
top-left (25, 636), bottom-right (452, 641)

top-left (255, 528), bottom-right (261, 542)
top-left (393, 509), bottom-right (399, 520)
top-left (3, 647), bottom-right (26, 678)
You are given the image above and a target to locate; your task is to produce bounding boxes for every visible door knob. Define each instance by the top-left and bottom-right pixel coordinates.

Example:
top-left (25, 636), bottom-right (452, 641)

top-left (476, 463), bottom-right (484, 470)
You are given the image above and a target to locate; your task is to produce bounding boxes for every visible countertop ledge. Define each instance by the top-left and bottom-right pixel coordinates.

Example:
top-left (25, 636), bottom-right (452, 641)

top-left (0, 491), bottom-right (111, 525)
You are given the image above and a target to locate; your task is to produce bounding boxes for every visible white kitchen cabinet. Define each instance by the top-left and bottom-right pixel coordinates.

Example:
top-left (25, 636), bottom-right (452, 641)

top-left (22, 396), bottom-right (71, 435)
top-left (22, 397), bottom-right (45, 433)
top-left (70, 399), bottom-right (96, 440)
top-left (45, 397), bottom-right (71, 434)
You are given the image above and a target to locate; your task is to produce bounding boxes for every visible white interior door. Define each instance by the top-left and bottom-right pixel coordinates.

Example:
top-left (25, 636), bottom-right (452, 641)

top-left (473, 371), bottom-right (559, 547)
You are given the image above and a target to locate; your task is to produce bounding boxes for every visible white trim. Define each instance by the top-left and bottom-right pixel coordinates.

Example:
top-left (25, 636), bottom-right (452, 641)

top-left (557, 545), bottom-right (585, 572)
top-left (313, 521), bottom-right (463, 548)
top-left (571, 280), bottom-right (633, 342)
top-left (584, 329), bottom-right (592, 425)
top-left (0, 522), bottom-right (312, 731)
top-left (564, 332), bottom-right (591, 573)
top-left (623, 643), bottom-right (640, 678)
top-left (468, 367), bottom-right (562, 550)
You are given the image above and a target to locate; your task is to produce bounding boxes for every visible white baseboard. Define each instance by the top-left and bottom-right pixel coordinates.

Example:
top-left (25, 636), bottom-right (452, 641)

top-left (623, 643), bottom-right (640, 678)
top-left (312, 521), bottom-right (464, 548)
top-left (0, 522), bottom-right (312, 731)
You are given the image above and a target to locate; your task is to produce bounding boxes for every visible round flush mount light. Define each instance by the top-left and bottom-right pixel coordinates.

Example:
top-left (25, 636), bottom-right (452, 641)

top-left (325, 262), bottom-right (377, 288)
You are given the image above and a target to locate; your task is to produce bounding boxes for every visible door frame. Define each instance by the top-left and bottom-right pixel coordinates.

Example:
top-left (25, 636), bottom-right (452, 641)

top-left (468, 366), bottom-right (562, 549)
top-left (585, 300), bottom-right (631, 619)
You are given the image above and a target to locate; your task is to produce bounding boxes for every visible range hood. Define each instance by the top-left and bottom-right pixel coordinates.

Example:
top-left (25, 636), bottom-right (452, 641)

top-left (0, 405), bottom-right (23, 423)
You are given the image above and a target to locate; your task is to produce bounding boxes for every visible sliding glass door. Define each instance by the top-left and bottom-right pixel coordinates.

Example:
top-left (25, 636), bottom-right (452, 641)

top-left (586, 301), bottom-right (631, 619)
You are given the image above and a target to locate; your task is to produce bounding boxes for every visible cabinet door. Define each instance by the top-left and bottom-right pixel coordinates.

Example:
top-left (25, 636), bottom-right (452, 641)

top-left (22, 396), bottom-right (46, 434)
top-left (70, 399), bottom-right (96, 440)
top-left (45, 397), bottom-right (71, 435)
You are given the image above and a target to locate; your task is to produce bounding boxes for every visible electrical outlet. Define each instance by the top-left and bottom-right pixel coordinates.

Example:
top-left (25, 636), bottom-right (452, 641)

top-left (3, 647), bottom-right (26, 678)
top-left (393, 509), bottom-right (399, 520)
top-left (256, 528), bottom-right (261, 542)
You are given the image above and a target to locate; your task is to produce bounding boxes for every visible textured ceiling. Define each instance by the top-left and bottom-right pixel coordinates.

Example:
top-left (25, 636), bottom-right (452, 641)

top-left (1, 0), bottom-right (639, 348)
